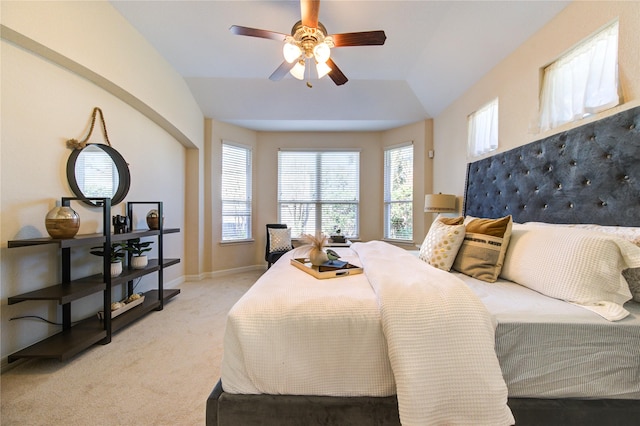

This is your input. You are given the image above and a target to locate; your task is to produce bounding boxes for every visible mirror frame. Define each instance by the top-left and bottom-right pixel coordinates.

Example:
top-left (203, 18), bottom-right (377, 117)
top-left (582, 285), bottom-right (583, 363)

top-left (66, 143), bottom-right (130, 206)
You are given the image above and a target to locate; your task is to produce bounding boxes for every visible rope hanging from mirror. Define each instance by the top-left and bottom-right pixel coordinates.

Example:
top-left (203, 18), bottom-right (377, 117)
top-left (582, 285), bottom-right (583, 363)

top-left (66, 107), bottom-right (112, 150)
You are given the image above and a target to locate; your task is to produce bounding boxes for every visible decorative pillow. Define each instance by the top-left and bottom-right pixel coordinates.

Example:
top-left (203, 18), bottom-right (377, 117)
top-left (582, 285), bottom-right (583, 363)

top-left (419, 217), bottom-right (465, 271)
top-left (623, 269), bottom-right (640, 302)
top-left (501, 224), bottom-right (640, 321)
top-left (437, 216), bottom-right (465, 226)
top-left (452, 215), bottom-right (513, 282)
top-left (268, 228), bottom-right (292, 253)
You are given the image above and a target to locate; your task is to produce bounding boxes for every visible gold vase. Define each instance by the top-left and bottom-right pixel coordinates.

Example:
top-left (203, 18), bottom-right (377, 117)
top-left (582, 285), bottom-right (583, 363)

top-left (146, 210), bottom-right (161, 230)
top-left (45, 206), bottom-right (80, 239)
top-left (309, 248), bottom-right (329, 266)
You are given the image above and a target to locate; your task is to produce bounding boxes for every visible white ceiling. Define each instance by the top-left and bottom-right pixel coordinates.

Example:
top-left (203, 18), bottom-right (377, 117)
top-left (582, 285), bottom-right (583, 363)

top-left (110, 0), bottom-right (570, 132)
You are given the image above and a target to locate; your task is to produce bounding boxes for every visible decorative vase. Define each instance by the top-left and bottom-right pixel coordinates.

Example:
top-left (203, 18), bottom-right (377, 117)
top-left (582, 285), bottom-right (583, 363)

top-left (45, 206), bottom-right (80, 239)
top-left (131, 255), bottom-right (148, 269)
top-left (111, 261), bottom-right (123, 277)
top-left (309, 248), bottom-right (329, 266)
top-left (146, 210), bottom-right (161, 230)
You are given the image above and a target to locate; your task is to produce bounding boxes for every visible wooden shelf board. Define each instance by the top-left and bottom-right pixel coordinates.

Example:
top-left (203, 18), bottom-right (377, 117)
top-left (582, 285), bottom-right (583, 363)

top-left (163, 258), bottom-right (180, 268)
top-left (8, 233), bottom-right (105, 249)
top-left (7, 317), bottom-right (106, 363)
top-left (8, 280), bottom-right (105, 305)
top-left (8, 228), bottom-right (179, 249)
top-left (112, 261), bottom-right (161, 285)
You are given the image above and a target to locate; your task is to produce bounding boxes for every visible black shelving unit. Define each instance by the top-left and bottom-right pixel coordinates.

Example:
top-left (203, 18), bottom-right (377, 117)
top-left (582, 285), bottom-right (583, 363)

top-left (6, 199), bottom-right (180, 363)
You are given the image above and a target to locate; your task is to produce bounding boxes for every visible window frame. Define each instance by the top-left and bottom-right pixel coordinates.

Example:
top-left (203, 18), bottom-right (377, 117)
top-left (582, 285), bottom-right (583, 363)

top-left (221, 141), bottom-right (252, 242)
top-left (467, 98), bottom-right (499, 158)
top-left (277, 149), bottom-right (360, 238)
top-left (539, 20), bottom-right (620, 132)
top-left (383, 142), bottom-right (414, 242)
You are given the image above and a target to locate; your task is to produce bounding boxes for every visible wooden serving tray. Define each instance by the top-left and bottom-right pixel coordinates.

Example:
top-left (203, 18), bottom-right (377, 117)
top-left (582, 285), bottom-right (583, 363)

top-left (291, 258), bottom-right (363, 279)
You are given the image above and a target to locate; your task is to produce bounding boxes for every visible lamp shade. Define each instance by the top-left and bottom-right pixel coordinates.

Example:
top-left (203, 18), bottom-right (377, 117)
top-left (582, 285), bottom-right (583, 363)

top-left (316, 61), bottom-right (332, 79)
top-left (290, 60), bottom-right (305, 80)
top-left (424, 193), bottom-right (457, 213)
top-left (283, 42), bottom-right (301, 63)
top-left (313, 42), bottom-right (330, 63)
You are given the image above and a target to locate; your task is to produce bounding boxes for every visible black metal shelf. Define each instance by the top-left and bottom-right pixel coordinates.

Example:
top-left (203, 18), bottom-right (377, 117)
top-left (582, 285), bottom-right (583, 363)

top-left (6, 200), bottom-right (180, 363)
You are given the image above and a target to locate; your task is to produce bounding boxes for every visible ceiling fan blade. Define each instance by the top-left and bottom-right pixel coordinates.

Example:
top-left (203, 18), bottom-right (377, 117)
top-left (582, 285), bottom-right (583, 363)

top-left (269, 61), bottom-right (296, 81)
top-left (326, 58), bottom-right (348, 86)
top-left (229, 25), bottom-right (288, 42)
top-left (331, 31), bottom-right (387, 47)
top-left (301, 0), bottom-right (320, 28)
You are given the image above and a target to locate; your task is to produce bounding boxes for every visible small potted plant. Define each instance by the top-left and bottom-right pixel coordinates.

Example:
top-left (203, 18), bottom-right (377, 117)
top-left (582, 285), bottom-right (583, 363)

top-left (125, 238), bottom-right (153, 269)
top-left (90, 242), bottom-right (126, 277)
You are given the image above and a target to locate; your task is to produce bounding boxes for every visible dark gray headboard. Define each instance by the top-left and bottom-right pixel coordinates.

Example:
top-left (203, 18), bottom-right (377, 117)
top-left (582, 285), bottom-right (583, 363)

top-left (463, 106), bottom-right (640, 226)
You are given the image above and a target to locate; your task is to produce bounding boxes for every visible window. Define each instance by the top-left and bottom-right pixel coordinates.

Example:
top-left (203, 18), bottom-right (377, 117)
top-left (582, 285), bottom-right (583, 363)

top-left (76, 144), bottom-right (118, 198)
top-left (468, 98), bottom-right (498, 157)
top-left (221, 142), bottom-right (252, 241)
top-left (539, 21), bottom-right (619, 132)
top-left (278, 150), bottom-right (359, 237)
top-left (384, 143), bottom-right (413, 241)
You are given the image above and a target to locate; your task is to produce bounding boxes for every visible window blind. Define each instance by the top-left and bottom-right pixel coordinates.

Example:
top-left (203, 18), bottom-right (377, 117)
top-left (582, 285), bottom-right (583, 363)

top-left (384, 143), bottom-right (413, 240)
top-left (278, 150), bottom-right (359, 237)
top-left (221, 142), bottom-right (252, 241)
top-left (77, 146), bottom-right (118, 198)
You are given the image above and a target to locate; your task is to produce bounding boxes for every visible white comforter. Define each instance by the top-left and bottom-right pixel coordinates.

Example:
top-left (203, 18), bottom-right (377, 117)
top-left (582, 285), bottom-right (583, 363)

top-left (221, 241), bottom-right (513, 425)
top-left (352, 241), bottom-right (513, 425)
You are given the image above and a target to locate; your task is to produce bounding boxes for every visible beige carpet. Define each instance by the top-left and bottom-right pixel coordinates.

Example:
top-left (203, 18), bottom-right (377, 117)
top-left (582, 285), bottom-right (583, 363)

top-left (0, 270), bottom-right (263, 426)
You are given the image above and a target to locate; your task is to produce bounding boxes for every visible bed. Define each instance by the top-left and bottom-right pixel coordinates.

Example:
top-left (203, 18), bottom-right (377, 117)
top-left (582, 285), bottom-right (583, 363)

top-left (207, 106), bottom-right (640, 425)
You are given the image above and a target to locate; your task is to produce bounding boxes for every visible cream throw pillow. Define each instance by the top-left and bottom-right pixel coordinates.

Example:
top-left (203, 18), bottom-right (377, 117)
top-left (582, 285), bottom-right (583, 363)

top-left (501, 225), bottom-right (639, 321)
top-left (269, 228), bottom-right (292, 253)
top-left (419, 218), bottom-right (465, 271)
top-left (523, 222), bottom-right (640, 303)
top-left (452, 215), bottom-right (513, 282)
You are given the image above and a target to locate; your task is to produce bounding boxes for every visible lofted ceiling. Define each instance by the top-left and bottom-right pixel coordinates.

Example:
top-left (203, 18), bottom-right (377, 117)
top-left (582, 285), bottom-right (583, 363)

top-left (110, 0), bottom-right (570, 132)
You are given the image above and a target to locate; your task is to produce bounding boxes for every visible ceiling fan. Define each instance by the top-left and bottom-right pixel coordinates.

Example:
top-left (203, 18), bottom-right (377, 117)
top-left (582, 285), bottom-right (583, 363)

top-left (230, 0), bottom-right (386, 86)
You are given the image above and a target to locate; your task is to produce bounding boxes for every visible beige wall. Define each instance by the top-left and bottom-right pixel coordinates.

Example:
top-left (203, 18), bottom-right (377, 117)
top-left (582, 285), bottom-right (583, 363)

top-left (0, 1), bottom-right (202, 366)
top-left (434, 1), bottom-right (640, 201)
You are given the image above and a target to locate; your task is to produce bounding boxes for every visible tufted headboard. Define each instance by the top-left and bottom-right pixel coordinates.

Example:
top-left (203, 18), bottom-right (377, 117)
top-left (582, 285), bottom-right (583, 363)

top-left (463, 106), bottom-right (640, 226)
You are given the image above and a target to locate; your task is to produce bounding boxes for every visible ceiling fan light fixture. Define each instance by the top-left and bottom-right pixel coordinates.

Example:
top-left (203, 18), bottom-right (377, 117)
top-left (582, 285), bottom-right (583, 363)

top-left (316, 61), bottom-right (331, 79)
top-left (290, 60), bottom-right (306, 80)
top-left (283, 41), bottom-right (302, 63)
top-left (313, 42), bottom-right (330, 63)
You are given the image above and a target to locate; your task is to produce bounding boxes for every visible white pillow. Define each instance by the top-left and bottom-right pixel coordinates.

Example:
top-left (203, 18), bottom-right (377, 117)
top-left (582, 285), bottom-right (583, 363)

top-left (268, 228), bottom-right (292, 253)
top-left (419, 220), bottom-right (465, 271)
top-left (523, 222), bottom-right (640, 302)
top-left (524, 222), bottom-right (640, 246)
top-left (501, 224), bottom-right (640, 321)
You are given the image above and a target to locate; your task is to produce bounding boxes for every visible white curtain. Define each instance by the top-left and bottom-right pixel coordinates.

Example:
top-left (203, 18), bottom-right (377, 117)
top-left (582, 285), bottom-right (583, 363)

top-left (539, 21), bottom-right (619, 132)
top-left (468, 98), bottom-right (498, 157)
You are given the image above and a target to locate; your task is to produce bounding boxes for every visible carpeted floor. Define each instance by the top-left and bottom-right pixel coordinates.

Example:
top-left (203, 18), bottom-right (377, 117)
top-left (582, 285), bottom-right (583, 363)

top-left (0, 270), bottom-right (263, 426)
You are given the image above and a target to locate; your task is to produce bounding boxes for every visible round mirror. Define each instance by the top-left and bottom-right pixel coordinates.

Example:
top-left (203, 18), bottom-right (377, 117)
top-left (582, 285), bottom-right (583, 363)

top-left (66, 143), bottom-right (130, 206)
